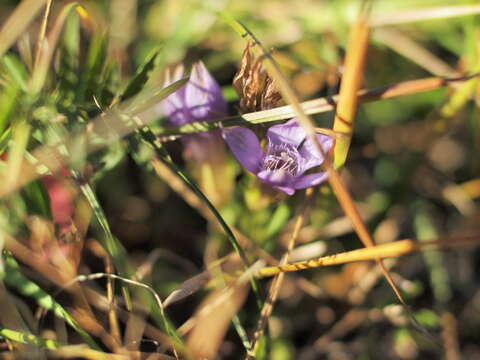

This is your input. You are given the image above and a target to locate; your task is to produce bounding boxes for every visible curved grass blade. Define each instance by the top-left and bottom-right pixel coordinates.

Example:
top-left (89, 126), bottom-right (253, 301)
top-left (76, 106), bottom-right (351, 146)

top-left (132, 124), bottom-right (258, 352)
top-left (3, 253), bottom-right (100, 350)
top-left (64, 272), bottom-right (185, 357)
top-left (74, 177), bottom-right (133, 308)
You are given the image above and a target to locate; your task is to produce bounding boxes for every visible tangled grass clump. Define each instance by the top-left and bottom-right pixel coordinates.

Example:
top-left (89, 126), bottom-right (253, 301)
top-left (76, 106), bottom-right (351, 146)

top-left (0, 1), bottom-right (480, 359)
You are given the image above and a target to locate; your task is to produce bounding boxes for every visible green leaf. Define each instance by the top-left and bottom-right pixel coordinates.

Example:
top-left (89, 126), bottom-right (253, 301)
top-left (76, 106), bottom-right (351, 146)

top-left (265, 203), bottom-right (291, 240)
top-left (21, 179), bottom-right (51, 218)
top-left (1, 54), bottom-right (28, 92)
top-left (0, 128), bottom-right (12, 153)
top-left (0, 85), bottom-right (19, 135)
top-left (121, 48), bottom-right (161, 101)
top-left (77, 34), bottom-right (108, 103)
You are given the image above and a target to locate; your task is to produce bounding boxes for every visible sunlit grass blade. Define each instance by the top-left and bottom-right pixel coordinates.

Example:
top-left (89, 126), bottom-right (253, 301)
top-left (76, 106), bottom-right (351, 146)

top-left (0, 0), bottom-right (48, 58)
top-left (29, 2), bottom-right (81, 95)
top-left (155, 75), bottom-right (472, 136)
top-left (0, 327), bottom-right (60, 350)
top-left (372, 4), bottom-right (480, 27)
top-left (76, 177), bottom-right (133, 308)
top-left (1, 54), bottom-right (28, 91)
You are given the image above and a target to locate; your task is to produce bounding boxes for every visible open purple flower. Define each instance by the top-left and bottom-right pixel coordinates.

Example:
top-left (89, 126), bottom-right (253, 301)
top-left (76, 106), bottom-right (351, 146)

top-left (223, 119), bottom-right (334, 195)
top-left (159, 61), bottom-right (227, 161)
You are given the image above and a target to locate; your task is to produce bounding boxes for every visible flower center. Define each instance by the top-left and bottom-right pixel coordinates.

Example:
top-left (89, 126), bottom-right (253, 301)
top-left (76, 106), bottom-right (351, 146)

top-left (263, 143), bottom-right (300, 176)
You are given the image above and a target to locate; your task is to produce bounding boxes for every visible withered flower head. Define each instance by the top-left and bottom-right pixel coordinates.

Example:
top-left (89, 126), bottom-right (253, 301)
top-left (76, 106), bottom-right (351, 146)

top-left (233, 41), bottom-right (282, 113)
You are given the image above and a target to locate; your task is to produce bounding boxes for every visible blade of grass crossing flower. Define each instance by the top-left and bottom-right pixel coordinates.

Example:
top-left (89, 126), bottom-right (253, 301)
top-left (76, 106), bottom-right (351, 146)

top-left (221, 15), bottom-right (409, 307)
top-left (134, 124), bottom-right (260, 299)
top-left (0, 0), bottom-right (49, 58)
top-left (154, 75), bottom-right (467, 137)
top-left (3, 254), bottom-right (101, 350)
top-left (0, 74), bottom-right (467, 200)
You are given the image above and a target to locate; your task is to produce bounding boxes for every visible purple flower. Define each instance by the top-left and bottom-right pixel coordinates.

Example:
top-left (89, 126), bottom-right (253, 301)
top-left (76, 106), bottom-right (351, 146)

top-left (159, 61), bottom-right (227, 161)
top-left (223, 119), bottom-right (334, 195)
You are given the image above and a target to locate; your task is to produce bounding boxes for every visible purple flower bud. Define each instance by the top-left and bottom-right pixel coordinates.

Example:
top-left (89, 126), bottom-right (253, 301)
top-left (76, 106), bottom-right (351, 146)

top-left (223, 119), bottom-right (334, 195)
top-left (159, 61), bottom-right (227, 161)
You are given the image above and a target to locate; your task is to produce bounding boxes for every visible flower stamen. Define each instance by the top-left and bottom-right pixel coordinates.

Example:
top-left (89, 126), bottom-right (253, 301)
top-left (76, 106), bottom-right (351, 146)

top-left (264, 144), bottom-right (299, 176)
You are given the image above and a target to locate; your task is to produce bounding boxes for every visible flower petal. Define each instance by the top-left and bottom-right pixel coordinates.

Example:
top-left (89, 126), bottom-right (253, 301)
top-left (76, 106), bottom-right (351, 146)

top-left (223, 127), bottom-right (263, 174)
top-left (158, 64), bottom-right (189, 124)
top-left (257, 169), bottom-right (295, 187)
top-left (266, 118), bottom-right (306, 148)
top-left (185, 61), bottom-right (227, 120)
top-left (159, 61), bottom-right (227, 125)
top-left (292, 172), bottom-right (329, 190)
top-left (274, 185), bottom-right (296, 195)
top-left (299, 133), bottom-right (334, 171)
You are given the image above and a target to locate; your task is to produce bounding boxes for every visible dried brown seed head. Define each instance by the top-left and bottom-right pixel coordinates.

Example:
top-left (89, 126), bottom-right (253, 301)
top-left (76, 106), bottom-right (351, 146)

top-left (233, 41), bottom-right (282, 113)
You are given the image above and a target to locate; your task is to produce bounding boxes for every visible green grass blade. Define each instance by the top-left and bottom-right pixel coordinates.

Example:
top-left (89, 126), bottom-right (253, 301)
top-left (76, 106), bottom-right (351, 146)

top-left (29, 3), bottom-right (80, 95)
top-left (3, 253), bottom-right (101, 349)
top-left (78, 181), bottom-right (128, 272)
top-left (0, 327), bottom-right (60, 350)
top-left (121, 49), bottom-right (161, 101)
top-left (132, 124), bottom-right (258, 351)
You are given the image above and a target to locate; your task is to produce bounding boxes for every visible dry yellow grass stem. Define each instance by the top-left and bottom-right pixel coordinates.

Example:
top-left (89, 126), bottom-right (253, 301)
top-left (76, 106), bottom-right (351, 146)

top-left (332, 16), bottom-right (369, 168)
top-left (248, 189), bottom-right (315, 359)
top-left (255, 234), bottom-right (480, 278)
top-left (235, 13), bottom-right (408, 308)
